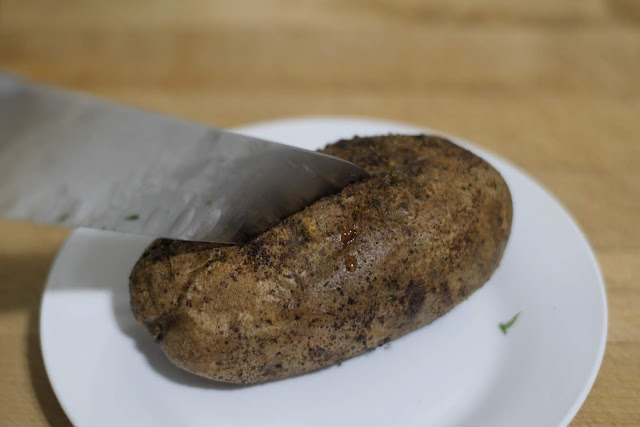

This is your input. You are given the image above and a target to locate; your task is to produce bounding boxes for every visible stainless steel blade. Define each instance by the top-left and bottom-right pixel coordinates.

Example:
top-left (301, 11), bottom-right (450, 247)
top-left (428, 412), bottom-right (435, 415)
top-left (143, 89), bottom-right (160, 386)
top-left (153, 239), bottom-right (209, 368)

top-left (0, 73), bottom-right (368, 243)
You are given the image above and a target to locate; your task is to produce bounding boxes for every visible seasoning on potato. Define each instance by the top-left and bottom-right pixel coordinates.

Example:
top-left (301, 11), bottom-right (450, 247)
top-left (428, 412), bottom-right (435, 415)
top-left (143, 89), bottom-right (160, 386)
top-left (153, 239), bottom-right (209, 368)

top-left (129, 134), bottom-right (513, 384)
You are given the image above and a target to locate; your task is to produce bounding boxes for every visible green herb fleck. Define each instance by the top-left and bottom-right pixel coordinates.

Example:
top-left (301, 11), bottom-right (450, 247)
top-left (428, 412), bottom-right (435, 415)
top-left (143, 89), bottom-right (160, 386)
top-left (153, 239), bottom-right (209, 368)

top-left (386, 295), bottom-right (397, 301)
top-left (223, 223), bottom-right (230, 229)
top-left (499, 312), bottom-right (521, 335)
top-left (57, 213), bottom-right (70, 223)
top-left (206, 200), bottom-right (213, 207)
top-left (125, 214), bottom-right (140, 221)
top-left (190, 256), bottom-right (217, 273)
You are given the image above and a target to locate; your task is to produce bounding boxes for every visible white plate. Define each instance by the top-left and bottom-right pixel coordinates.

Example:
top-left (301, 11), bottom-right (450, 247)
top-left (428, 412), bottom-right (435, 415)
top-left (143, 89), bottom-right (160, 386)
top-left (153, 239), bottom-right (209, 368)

top-left (40, 117), bottom-right (607, 427)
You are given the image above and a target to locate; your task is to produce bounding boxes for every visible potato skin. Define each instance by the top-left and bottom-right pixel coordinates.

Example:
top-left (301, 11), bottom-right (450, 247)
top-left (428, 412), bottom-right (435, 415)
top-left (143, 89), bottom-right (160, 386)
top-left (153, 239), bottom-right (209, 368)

top-left (130, 135), bottom-right (512, 384)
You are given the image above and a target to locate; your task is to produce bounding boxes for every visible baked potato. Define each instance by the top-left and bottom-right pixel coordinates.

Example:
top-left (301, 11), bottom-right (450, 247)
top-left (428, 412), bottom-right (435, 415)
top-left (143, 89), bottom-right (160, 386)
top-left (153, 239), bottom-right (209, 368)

top-left (130, 134), bottom-right (512, 384)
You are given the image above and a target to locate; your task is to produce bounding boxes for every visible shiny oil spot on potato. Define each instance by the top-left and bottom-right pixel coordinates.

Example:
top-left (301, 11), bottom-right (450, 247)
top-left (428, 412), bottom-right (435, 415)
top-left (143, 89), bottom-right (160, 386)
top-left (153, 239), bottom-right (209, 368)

top-left (344, 255), bottom-right (358, 272)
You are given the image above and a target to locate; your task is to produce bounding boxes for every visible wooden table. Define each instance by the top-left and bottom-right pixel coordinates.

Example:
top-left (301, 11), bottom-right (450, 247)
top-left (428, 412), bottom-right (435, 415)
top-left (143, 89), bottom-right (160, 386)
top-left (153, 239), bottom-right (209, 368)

top-left (1, 1), bottom-right (638, 425)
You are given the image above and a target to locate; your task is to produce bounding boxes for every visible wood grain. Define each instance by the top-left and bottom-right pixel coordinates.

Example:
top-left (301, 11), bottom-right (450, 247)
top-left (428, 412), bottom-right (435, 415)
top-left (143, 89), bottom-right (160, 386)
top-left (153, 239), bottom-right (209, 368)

top-left (0, 0), bottom-right (638, 425)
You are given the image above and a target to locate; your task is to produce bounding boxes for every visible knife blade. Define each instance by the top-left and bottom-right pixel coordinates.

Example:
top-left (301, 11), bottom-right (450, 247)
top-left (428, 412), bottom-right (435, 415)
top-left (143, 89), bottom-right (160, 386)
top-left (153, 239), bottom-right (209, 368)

top-left (0, 73), bottom-right (368, 243)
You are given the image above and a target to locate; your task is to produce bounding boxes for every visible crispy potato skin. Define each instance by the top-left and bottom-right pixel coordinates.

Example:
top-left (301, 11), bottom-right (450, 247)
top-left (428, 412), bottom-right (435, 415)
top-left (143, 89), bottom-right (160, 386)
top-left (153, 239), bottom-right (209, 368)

top-left (130, 135), bottom-right (512, 384)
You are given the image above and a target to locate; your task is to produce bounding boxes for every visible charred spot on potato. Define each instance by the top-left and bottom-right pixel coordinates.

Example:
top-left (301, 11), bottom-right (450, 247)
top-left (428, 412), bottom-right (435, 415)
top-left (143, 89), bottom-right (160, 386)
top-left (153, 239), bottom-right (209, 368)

top-left (405, 280), bottom-right (427, 318)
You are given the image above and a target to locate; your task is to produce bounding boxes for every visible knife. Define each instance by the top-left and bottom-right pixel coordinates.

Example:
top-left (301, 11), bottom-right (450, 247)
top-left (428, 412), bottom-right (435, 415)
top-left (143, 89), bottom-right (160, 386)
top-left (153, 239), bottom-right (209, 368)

top-left (0, 73), bottom-right (368, 243)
